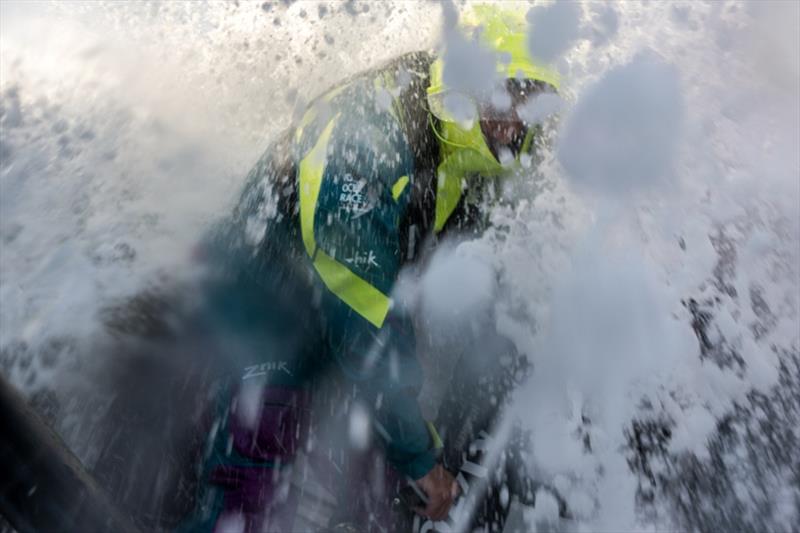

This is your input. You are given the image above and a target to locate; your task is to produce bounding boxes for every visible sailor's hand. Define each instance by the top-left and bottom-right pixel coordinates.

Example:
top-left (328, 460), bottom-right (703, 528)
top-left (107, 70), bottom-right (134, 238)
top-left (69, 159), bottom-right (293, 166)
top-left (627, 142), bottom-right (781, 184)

top-left (413, 463), bottom-right (459, 521)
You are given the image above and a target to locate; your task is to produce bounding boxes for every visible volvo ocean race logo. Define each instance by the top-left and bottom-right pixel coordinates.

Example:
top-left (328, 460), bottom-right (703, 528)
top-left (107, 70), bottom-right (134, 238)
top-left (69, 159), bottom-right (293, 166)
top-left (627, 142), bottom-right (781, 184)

top-left (338, 172), bottom-right (373, 219)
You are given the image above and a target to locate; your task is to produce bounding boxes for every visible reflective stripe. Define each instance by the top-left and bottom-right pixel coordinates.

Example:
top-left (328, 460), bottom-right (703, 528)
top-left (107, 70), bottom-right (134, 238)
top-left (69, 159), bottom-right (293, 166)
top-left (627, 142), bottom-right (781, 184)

top-left (431, 121), bottom-right (504, 232)
top-left (299, 116), bottom-right (338, 255)
top-left (519, 128), bottom-right (535, 156)
top-left (391, 175), bottom-right (409, 201)
top-left (374, 74), bottom-right (400, 123)
top-left (312, 249), bottom-right (391, 328)
top-left (295, 84), bottom-right (350, 143)
top-left (295, 107), bottom-right (317, 143)
top-left (434, 169), bottom-right (462, 233)
top-left (426, 421), bottom-right (443, 450)
top-left (298, 114), bottom-right (392, 328)
top-left (323, 84), bottom-right (349, 103)
top-left (426, 67), bottom-right (506, 232)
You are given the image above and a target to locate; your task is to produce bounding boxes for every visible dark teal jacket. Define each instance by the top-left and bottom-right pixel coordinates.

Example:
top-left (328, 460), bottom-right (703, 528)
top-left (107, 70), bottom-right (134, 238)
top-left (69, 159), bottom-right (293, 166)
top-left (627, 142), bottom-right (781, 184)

top-left (203, 52), bottom-right (449, 480)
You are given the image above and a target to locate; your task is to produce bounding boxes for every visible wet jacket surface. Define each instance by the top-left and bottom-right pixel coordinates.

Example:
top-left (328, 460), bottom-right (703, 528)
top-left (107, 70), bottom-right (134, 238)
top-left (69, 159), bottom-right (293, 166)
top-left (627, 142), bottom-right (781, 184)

top-left (200, 51), bottom-right (453, 482)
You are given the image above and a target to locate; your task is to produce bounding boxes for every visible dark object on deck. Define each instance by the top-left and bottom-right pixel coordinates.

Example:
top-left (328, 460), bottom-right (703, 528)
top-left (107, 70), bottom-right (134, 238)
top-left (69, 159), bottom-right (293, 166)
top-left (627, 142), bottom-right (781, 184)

top-left (0, 374), bottom-right (139, 533)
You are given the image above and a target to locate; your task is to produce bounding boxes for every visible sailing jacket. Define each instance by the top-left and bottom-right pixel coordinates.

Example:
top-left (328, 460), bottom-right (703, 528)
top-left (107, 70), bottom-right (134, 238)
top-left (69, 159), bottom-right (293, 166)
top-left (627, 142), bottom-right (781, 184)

top-left (203, 51), bottom-right (514, 480)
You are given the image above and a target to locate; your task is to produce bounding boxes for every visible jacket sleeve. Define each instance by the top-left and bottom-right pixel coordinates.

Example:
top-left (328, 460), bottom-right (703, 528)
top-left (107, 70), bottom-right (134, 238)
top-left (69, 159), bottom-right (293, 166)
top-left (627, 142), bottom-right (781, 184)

top-left (309, 115), bottom-right (437, 480)
top-left (327, 303), bottom-right (438, 480)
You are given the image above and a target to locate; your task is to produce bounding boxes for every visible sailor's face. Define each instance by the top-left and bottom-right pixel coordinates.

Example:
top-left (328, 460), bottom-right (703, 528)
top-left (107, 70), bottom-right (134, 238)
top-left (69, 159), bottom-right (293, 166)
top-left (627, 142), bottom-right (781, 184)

top-left (477, 79), bottom-right (537, 162)
top-left (477, 78), bottom-right (558, 163)
top-left (479, 116), bottom-right (527, 161)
